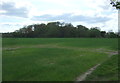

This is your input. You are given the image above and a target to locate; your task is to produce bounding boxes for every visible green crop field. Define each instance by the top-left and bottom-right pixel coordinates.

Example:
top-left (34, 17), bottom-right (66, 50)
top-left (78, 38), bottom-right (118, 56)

top-left (2, 38), bottom-right (119, 81)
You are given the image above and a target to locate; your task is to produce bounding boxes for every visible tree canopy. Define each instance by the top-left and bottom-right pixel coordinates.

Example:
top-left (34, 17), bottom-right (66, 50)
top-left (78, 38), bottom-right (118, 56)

top-left (2, 22), bottom-right (119, 38)
top-left (110, 0), bottom-right (120, 9)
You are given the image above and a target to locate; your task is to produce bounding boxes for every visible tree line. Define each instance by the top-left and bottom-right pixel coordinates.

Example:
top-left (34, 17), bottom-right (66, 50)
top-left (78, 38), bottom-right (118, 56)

top-left (2, 22), bottom-right (119, 38)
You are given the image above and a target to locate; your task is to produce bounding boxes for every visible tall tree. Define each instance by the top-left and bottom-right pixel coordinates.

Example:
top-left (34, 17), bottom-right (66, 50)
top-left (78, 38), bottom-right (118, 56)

top-left (45, 22), bottom-right (61, 37)
top-left (34, 23), bottom-right (46, 37)
top-left (100, 31), bottom-right (107, 38)
top-left (89, 27), bottom-right (101, 38)
top-left (62, 23), bottom-right (76, 37)
top-left (76, 25), bottom-right (89, 37)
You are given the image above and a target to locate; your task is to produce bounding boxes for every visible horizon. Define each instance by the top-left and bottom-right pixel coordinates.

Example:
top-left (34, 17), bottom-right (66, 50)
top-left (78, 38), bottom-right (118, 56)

top-left (0, 21), bottom-right (119, 33)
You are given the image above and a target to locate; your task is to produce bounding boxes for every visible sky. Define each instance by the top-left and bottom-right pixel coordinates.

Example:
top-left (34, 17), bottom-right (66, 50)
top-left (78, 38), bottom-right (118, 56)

top-left (0, 0), bottom-right (119, 33)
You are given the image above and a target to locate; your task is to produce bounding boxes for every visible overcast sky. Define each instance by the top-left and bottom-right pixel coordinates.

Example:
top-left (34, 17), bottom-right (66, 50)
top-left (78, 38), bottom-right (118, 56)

top-left (0, 0), bottom-right (119, 33)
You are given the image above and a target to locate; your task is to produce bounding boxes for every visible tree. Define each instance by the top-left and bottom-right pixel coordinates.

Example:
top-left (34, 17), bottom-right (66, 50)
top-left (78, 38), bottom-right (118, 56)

top-left (2, 21), bottom-right (118, 38)
top-left (62, 23), bottom-right (76, 37)
top-left (107, 30), bottom-right (118, 38)
top-left (33, 23), bottom-right (47, 37)
top-left (110, 0), bottom-right (120, 9)
top-left (12, 27), bottom-right (27, 37)
top-left (45, 22), bottom-right (61, 37)
top-left (100, 31), bottom-right (107, 38)
top-left (76, 25), bottom-right (89, 37)
top-left (89, 27), bottom-right (101, 38)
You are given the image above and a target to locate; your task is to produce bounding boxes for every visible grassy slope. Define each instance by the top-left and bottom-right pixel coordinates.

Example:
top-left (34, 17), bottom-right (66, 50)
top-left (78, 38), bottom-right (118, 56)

top-left (2, 38), bottom-right (118, 81)
top-left (85, 54), bottom-right (118, 81)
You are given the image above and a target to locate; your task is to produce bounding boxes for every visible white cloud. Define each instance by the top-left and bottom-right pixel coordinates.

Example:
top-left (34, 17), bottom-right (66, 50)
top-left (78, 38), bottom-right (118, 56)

top-left (0, 0), bottom-right (118, 32)
top-left (0, 1), bottom-right (29, 18)
top-left (0, 23), bottom-right (22, 32)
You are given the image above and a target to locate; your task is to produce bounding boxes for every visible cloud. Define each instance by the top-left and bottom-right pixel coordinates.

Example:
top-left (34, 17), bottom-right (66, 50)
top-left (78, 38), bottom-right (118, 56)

top-left (0, 0), bottom-right (118, 32)
top-left (31, 13), bottom-right (111, 24)
top-left (0, 23), bottom-right (23, 33)
top-left (0, 1), bottom-right (29, 18)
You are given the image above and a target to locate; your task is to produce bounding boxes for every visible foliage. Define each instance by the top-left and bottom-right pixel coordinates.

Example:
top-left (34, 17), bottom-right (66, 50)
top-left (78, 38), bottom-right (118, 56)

top-left (2, 22), bottom-right (119, 38)
top-left (110, 0), bottom-right (120, 9)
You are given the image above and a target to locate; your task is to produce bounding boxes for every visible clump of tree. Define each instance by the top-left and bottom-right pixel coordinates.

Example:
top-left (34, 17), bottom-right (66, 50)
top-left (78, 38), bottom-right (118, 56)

top-left (2, 22), bottom-right (119, 38)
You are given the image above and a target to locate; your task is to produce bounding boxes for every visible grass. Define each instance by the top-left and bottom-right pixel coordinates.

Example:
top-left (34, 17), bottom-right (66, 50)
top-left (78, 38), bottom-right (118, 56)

top-left (85, 54), bottom-right (118, 81)
top-left (3, 38), bottom-right (118, 50)
top-left (2, 38), bottom-right (118, 81)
